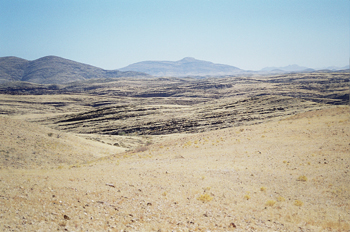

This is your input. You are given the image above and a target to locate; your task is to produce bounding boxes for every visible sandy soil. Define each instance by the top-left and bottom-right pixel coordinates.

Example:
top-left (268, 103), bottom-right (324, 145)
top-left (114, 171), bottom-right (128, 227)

top-left (0, 105), bottom-right (349, 231)
top-left (0, 116), bottom-right (123, 169)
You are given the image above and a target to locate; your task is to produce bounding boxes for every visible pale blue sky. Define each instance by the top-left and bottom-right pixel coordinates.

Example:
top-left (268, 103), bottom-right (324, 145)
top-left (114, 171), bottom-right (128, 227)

top-left (0, 0), bottom-right (349, 70)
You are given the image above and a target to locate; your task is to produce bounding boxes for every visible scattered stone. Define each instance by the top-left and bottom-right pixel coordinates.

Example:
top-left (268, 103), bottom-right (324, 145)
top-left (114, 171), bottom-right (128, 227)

top-left (229, 222), bottom-right (236, 228)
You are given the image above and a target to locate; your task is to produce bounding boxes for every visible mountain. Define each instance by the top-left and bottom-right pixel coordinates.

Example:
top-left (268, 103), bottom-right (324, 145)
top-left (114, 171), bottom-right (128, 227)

top-left (261, 64), bottom-right (313, 73)
top-left (119, 57), bottom-right (242, 77)
top-left (0, 56), bottom-right (30, 82)
top-left (0, 56), bottom-right (151, 84)
top-left (323, 65), bottom-right (350, 71)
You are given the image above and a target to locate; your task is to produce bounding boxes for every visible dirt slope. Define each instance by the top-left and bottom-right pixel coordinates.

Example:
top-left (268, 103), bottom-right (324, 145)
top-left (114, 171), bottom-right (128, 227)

top-left (0, 105), bottom-right (349, 231)
top-left (0, 116), bottom-right (123, 169)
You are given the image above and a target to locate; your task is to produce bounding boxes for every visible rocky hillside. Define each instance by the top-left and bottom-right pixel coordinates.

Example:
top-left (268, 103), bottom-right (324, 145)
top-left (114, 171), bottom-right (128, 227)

top-left (0, 56), bottom-right (151, 84)
top-left (48, 95), bottom-right (325, 136)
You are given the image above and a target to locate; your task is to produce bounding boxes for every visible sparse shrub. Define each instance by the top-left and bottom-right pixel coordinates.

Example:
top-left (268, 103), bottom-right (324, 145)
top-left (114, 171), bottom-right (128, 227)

top-left (277, 196), bottom-right (285, 202)
top-left (265, 200), bottom-right (276, 206)
top-left (297, 175), bottom-right (307, 182)
top-left (48, 133), bottom-right (53, 137)
top-left (184, 141), bottom-right (192, 147)
top-left (294, 200), bottom-right (303, 206)
top-left (197, 193), bottom-right (213, 203)
top-left (244, 194), bottom-right (250, 200)
top-left (260, 187), bottom-right (266, 192)
top-left (145, 140), bottom-right (152, 146)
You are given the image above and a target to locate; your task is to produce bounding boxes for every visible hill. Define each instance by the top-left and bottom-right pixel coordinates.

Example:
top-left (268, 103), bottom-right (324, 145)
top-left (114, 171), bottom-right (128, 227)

top-left (0, 105), bottom-right (349, 231)
top-left (0, 116), bottom-right (123, 169)
top-left (0, 56), bottom-right (29, 82)
top-left (0, 56), bottom-right (151, 84)
top-left (119, 57), bottom-right (242, 77)
top-left (0, 65), bottom-right (348, 230)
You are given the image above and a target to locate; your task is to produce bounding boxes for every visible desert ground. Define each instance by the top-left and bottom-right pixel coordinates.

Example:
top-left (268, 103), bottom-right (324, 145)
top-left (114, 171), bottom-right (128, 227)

top-left (0, 72), bottom-right (349, 231)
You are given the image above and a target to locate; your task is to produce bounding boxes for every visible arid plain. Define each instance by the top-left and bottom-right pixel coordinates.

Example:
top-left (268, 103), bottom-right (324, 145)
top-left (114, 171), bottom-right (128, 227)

top-left (0, 72), bottom-right (349, 231)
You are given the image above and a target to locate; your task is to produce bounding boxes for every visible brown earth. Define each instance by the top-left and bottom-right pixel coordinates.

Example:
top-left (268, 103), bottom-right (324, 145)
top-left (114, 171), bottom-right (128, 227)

top-left (0, 105), bottom-right (349, 231)
top-left (0, 72), bottom-right (349, 231)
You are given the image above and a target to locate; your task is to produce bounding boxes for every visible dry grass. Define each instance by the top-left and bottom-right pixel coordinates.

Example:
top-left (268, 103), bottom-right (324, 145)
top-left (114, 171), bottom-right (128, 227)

top-left (297, 175), bottom-right (307, 182)
top-left (265, 200), bottom-right (276, 207)
top-left (197, 193), bottom-right (213, 203)
top-left (0, 105), bottom-right (349, 231)
top-left (294, 200), bottom-right (304, 207)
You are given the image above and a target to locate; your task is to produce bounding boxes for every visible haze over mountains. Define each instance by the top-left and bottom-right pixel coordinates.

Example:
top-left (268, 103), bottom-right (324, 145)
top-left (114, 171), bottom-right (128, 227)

top-left (119, 57), bottom-right (349, 77)
top-left (119, 57), bottom-right (243, 77)
top-left (0, 56), bottom-right (151, 84)
top-left (0, 55), bottom-right (349, 85)
top-left (261, 64), bottom-right (312, 72)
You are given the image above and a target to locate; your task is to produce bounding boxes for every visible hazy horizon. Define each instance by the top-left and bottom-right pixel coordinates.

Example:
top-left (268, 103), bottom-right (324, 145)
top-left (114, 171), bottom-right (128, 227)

top-left (1, 0), bottom-right (349, 71)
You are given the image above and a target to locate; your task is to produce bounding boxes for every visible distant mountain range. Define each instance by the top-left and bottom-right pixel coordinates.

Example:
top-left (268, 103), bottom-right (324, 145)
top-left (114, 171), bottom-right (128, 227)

top-left (322, 65), bottom-right (350, 71)
top-left (119, 57), bottom-right (242, 77)
top-left (0, 56), bottom-right (151, 84)
top-left (260, 64), bottom-right (314, 73)
top-left (259, 64), bottom-right (349, 73)
top-left (1, 56), bottom-right (348, 85)
top-left (120, 58), bottom-right (349, 76)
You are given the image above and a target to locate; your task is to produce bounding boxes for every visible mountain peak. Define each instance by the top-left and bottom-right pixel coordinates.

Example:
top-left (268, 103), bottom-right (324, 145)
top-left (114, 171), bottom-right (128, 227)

top-left (119, 58), bottom-right (241, 77)
top-left (179, 57), bottom-right (197, 62)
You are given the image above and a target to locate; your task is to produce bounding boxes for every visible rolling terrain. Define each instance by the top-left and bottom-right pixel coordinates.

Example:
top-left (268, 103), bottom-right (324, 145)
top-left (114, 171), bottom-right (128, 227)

top-left (0, 105), bottom-right (349, 231)
top-left (0, 67), bottom-right (349, 231)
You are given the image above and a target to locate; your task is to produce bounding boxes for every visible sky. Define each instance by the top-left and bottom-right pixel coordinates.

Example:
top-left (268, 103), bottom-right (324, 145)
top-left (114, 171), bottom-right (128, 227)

top-left (0, 0), bottom-right (349, 70)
